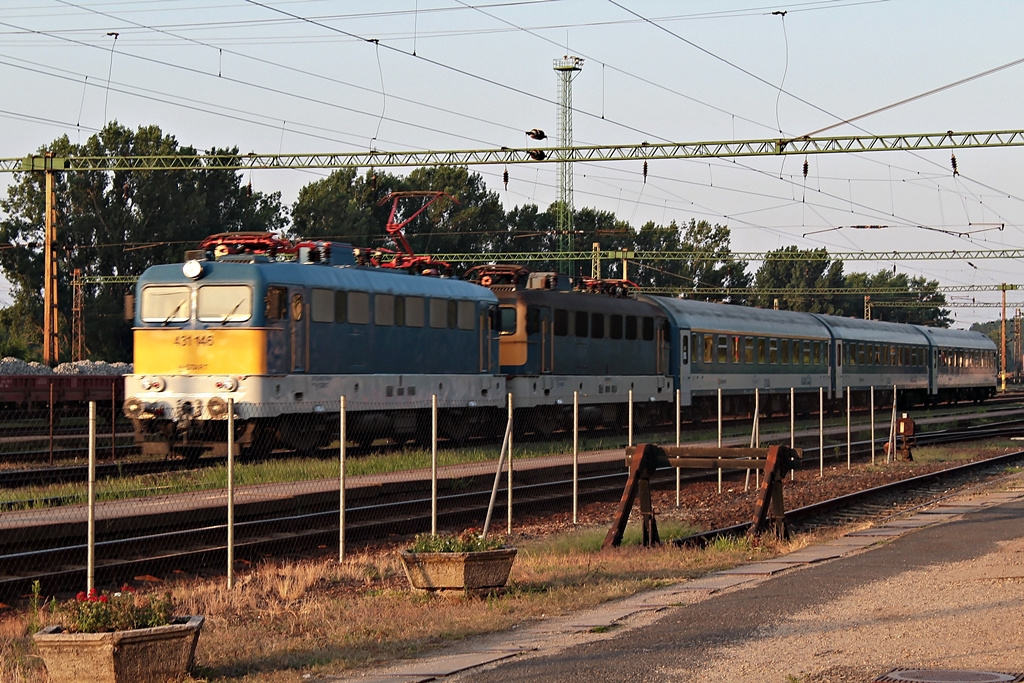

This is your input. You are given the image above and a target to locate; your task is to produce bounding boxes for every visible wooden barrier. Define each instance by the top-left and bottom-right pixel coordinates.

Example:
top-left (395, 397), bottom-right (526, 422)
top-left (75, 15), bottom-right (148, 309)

top-left (602, 443), bottom-right (802, 549)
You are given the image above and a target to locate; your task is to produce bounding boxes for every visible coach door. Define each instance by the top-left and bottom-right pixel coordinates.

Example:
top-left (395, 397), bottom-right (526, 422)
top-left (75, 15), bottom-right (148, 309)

top-left (678, 329), bottom-right (692, 406)
top-left (290, 288), bottom-right (307, 372)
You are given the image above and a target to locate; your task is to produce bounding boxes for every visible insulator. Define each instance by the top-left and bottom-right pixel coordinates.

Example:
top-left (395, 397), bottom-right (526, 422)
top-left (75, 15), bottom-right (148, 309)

top-left (246, 181), bottom-right (252, 197)
top-left (802, 159), bottom-right (809, 178)
top-left (528, 149), bottom-right (546, 161)
top-left (526, 128), bottom-right (546, 140)
top-left (642, 160), bottom-right (648, 183)
top-left (951, 153), bottom-right (959, 176)
top-left (503, 169), bottom-right (509, 190)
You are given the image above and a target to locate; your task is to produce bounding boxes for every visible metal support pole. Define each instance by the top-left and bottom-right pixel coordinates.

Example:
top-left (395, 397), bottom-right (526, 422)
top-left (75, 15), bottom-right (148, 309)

top-left (482, 398), bottom-right (513, 539)
top-left (846, 385), bottom-right (852, 470)
top-left (573, 390), bottom-right (579, 524)
top-left (48, 381), bottom-right (55, 465)
top-left (227, 398), bottom-right (235, 589)
top-left (339, 396), bottom-right (346, 562)
top-left (628, 389), bottom-right (634, 447)
top-left (675, 388), bottom-right (681, 508)
top-left (717, 387), bottom-right (723, 493)
top-left (507, 393), bottom-right (513, 535)
top-left (870, 386), bottom-right (876, 465)
top-left (431, 394), bottom-right (438, 536)
top-left (819, 387), bottom-right (824, 477)
top-left (87, 401), bottom-right (96, 594)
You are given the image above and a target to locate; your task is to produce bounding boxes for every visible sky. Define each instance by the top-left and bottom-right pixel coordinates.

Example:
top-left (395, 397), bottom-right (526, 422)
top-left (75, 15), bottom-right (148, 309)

top-left (2, 0), bottom-right (1024, 328)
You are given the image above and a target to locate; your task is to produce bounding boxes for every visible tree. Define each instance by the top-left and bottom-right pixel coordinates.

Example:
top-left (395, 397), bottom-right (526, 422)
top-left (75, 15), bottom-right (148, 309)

top-left (751, 246), bottom-right (845, 313)
top-left (0, 122), bottom-right (286, 362)
top-left (632, 219), bottom-right (750, 300)
top-left (846, 269), bottom-right (951, 326)
top-left (289, 168), bottom-right (400, 245)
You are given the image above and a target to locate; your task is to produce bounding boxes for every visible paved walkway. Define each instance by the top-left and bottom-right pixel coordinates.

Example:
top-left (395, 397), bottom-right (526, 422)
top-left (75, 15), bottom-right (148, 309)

top-left (323, 475), bottom-right (1024, 683)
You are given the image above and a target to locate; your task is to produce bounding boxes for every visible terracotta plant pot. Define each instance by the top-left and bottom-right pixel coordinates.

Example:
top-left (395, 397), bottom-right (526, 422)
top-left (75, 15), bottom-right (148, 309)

top-left (33, 615), bottom-right (204, 683)
top-left (400, 548), bottom-right (517, 592)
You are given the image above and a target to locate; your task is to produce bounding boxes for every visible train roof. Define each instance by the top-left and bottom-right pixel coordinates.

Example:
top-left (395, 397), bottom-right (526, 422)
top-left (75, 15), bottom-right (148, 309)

top-left (498, 288), bottom-right (665, 316)
top-left (809, 313), bottom-right (931, 345)
top-left (638, 296), bottom-right (830, 338)
top-left (137, 260), bottom-right (497, 303)
top-left (913, 326), bottom-right (996, 350)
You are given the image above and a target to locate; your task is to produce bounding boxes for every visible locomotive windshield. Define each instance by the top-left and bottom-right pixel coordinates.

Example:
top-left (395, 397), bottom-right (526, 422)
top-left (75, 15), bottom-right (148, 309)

top-left (140, 285), bottom-right (191, 323)
top-left (197, 285), bottom-right (253, 323)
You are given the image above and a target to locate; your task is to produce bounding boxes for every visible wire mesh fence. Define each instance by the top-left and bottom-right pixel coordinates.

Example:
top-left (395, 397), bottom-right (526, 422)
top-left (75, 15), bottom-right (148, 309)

top-left (0, 385), bottom-right (901, 597)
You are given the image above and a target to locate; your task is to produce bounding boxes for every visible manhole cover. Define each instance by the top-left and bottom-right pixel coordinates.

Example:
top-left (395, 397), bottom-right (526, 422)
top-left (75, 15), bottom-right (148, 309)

top-left (877, 670), bottom-right (1024, 683)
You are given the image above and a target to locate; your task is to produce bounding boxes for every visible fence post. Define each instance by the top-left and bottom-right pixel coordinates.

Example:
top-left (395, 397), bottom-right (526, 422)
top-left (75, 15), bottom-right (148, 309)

top-left (87, 401), bottom-right (96, 594)
top-left (717, 387), bottom-right (723, 493)
top-left (846, 385), bottom-right (852, 469)
top-left (870, 386), bottom-right (876, 465)
top-left (790, 386), bottom-right (795, 481)
top-left (339, 396), bottom-right (346, 562)
top-left (573, 390), bottom-right (579, 524)
top-left (507, 393), bottom-right (513, 535)
top-left (675, 388), bottom-right (681, 508)
top-left (628, 389), bottom-right (634, 448)
top-left (227, 398), bottom-right (235, 589)
top-left (431, 394), bottom-right (438, 536)
top-left (819, 387), bottom-right (824, 477)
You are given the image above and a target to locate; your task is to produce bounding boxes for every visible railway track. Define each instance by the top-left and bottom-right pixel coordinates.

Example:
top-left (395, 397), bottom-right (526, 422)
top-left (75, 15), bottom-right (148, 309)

top-left (2, 419), bottom-right (1024, 601)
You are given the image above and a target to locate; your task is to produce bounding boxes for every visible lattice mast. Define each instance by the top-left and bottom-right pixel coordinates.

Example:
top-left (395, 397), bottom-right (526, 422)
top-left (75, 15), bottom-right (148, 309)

top-left (553, 56), bottom-right (583, 253)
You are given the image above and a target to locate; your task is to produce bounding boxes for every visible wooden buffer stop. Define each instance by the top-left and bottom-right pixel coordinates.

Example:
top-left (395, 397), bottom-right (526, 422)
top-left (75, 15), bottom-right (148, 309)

top-left (602, 444), bottom-right (803, 550)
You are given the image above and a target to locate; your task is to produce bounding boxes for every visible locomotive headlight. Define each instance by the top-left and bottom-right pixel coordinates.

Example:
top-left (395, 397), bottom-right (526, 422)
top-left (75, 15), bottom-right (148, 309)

top-left (207, 396), bottom-right (229, 418)
top-left (182, 259), bottom-right (204, 280)
top-left (215, 377), bottom-right (238, 392)
top-left (123, 398), bottom-right (160, 419)
top-left (140, 376), bottom-right (166, 392)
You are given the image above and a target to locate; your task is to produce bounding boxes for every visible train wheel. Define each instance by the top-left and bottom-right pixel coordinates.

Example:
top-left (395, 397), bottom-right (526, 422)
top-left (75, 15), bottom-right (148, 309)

top-left (532, 407), bottom-right (560, 437)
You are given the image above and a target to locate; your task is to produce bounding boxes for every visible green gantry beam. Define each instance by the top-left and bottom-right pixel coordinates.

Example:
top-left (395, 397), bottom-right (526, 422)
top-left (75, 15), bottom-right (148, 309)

top-left (3, 128), bottom-right (1024, 172)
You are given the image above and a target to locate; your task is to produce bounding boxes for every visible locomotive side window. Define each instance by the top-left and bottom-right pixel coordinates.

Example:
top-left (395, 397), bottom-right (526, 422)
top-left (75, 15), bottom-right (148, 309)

top-left (526, 307), bottom-right (541, 335)
top-left (499, 306), bottom-right (517, 335)
top-left (141, 285), bottom-right (191, 323)
top-left (457, 300), bottom-right (475, 330)
top-left (429, 298), bottom-right (446, 328)
top-left (375, 294), bottom-right (395, 326)
top-left (334, 291), bottom-right (347, 323)
top-left (626, 316), bottom-right (638, 340)
top-left (447, 300), bottom-right (458, 329)
top-left (394, 296), bottom-right (406, 327)
top-left (610, 314), bottom-right (623, 339)
top-left (591, 313), bottom-right (605, 339)
top-left (348, 291), bottom-right (370, 324)
top-left (405, 297), bottom-right (424, 327)
top-left (575, 311), bottom-right (589, 337)
top-left (554, 309), bottom-right (568, 336)
top-left (311, 288), bottom-right (333, 323)
top-left (198, 285), bottom-right (252, 322)
top-left (266, 286), bottom-right (287, 321)
top-left (642, 317), bottom-right (654, 341)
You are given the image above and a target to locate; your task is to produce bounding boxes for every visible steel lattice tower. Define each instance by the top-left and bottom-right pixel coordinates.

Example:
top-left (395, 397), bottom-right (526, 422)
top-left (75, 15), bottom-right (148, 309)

top-left (553, 56), bottom-right (583, 253)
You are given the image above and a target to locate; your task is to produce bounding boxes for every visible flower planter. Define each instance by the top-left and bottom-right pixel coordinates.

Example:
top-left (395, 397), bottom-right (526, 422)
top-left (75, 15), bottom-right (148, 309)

top-left (34, 615), bottom-right (204, 683)
top-left (400, 547), bottom-right (517, 592)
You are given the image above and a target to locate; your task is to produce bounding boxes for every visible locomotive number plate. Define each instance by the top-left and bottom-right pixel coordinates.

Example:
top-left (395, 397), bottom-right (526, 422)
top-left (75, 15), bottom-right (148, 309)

top-left (173, 333), bottom-right (215, 347)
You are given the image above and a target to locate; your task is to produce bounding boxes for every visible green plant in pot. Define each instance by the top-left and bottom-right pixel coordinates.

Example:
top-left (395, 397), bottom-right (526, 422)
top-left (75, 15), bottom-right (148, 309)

top-left (400, 530), bottom-right (517, 592)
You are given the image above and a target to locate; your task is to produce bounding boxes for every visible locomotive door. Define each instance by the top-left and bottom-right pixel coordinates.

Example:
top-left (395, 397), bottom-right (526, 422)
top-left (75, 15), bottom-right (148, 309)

top-left (290, 288), bottom-right (307, 372)
top-left (540, 308), bottom-right (553, 374)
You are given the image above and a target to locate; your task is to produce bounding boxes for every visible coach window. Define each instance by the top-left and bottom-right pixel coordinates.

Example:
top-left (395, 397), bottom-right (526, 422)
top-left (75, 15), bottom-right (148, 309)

top-left (142, 285), bottom-right (191, 323)
top-left (610, 314), bottom-right (623, 340)
top-left (703, 335), bottom-right (713, 363)
top-left (769, 339), bottom-right (779, 364)
top-left (757, 338), bottom-right (766, 363)
top-left (780, 339), bottom-right (790, 364)
top-left (405, 296), bottom-right (424, 327)
top-left (198, 285), bottom-right (252, 323)
top-left (554, 309), bottom-right (569, 336)
top-left (717, 335), bottom-right (728, 363)
top-left (311, 288), bottom-right (334, 323)
top-left (348, 292), bottom-right (370, 324)
top-left (803, 341), bottom-right (811, 365)
top-left (813, 341), bottom-right (821, 365)
top-left (744, 337), bottom-right (754, 363)
top-left (457, 300), bottom-right (475, 330)
top-left (626, 316), bottom-right (638, 340)
top-left (642, 317), bottom-right (655, 341)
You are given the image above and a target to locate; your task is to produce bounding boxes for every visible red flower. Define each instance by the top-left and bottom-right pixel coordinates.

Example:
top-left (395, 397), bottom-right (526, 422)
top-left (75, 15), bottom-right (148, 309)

top-left (99, 595), bottom-right (109, 603)
top-left (76, 591), bottom-right (87, 601)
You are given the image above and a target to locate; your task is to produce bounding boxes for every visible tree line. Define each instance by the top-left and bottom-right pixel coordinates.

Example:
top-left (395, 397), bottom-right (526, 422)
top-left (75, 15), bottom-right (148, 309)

top-left (0, 123), bottom-right (953, 363)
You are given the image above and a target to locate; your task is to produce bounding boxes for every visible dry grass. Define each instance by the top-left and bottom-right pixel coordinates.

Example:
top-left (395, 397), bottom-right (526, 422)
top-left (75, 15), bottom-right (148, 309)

top-left (0, 525), bottom-right (803, 683)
